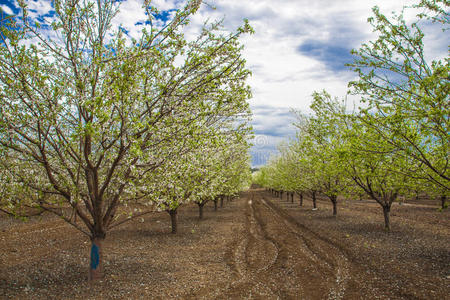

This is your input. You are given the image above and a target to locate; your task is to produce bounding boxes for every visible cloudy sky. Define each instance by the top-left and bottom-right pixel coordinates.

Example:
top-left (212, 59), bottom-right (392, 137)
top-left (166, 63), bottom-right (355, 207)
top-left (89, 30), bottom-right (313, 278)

top-left (0, 0), bottom-right (446, 166)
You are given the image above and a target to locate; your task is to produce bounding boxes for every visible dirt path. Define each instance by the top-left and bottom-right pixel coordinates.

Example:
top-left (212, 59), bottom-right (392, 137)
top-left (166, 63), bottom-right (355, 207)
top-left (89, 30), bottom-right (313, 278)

top-left (204, 190), bottom-right (366, 300)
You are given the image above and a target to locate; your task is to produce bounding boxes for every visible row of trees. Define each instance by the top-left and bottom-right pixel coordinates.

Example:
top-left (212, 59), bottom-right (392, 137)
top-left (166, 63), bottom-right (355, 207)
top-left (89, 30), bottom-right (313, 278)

top-left (254, 0), bottom-right (449, 231)
top-left (0, 0), bottom-right (252, 280)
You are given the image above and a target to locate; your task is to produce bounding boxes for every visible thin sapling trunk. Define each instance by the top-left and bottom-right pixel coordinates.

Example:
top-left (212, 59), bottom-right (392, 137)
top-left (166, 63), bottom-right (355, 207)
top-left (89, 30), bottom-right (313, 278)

top-left (312, 191), bottom-right (317, 209)
top-left (198, 202), bottom-right (206, 220)
top-left (382, 205), bottom-right (391, 231)
top-left (441, 194), bottom-right (447, 209)
top-left (168, 209), bottom-right (178, 234)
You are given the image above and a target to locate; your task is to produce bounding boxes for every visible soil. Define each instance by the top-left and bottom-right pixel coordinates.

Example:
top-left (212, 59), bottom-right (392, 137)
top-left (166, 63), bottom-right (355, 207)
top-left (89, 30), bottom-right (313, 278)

top-left (0, 188), bottom-right (449, 299)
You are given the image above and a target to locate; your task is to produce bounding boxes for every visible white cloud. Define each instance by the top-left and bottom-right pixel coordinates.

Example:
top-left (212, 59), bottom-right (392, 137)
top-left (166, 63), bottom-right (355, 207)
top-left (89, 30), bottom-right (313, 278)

top-left (0, 4), bottom-right (14, 15)
top-left (189, 0), bottom-right (415, 110)
top-left (27, 0), bottom-right (53, 18)
top-left (112, 0), bottom-right (148, 40)
top-left (151, 0), bottom-right (179, 11)
top-left (249, 105), bottom-right (297, 165)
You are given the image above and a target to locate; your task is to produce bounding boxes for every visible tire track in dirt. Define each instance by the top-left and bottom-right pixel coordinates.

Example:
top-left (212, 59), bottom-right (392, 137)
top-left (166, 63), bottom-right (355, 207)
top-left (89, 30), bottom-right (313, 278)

top-left (217, 194), bottom-right (280, 299)
top-left (246, 197), bottom-right (279, 273)
top-left (213, 190), bottom-right (355, 299)
top-left (190, 194), bottom-right (280, 300)
top-left (259, 196), bottom-right (350, 299)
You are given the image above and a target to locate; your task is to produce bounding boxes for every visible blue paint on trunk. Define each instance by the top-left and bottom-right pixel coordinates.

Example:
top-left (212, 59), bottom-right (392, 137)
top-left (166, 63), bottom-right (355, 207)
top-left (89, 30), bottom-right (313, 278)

top-left (90, 244), bottom-right (99, 270)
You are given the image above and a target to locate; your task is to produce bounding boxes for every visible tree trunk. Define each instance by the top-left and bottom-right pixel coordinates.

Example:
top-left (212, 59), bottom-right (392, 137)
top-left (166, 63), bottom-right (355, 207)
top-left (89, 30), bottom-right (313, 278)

top-left (291, 192), bottom-right (294, 203)
top-left (169, 209), bottom-right (178, 234)
top-left (198, 202), bottom-right (205, 220)
top-left (89, 237), bottom-right (104, 281)
top-left (281, 191), bottom-right (283, 200)
top-left (220, 196), bottom-right (224, 208)
top-left (441, 195), bottom-right (447, 209)
top-left (331, 196), bottom-right (337, 216)
top-left (214, 200), bottom-right (218, 211)
top-left (382, 205), bottom-right (391, 231)
top-left (297, 192), bottom-right (303, 206)
top-left (312, 191), bottom-right (317, 209)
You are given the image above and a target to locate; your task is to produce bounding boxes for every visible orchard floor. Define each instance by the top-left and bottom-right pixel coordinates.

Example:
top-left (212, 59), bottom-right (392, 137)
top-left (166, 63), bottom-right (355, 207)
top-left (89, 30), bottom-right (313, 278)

top-left (1, 188), bottom-right (449, 299)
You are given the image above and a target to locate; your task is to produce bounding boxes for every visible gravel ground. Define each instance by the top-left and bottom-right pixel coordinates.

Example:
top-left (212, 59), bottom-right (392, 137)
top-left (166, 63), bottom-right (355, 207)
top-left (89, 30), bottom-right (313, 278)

top-left (0, 200), bottom-right (243, 300)
top-left (270, 189), bottom-right (450, 299)
top-left (1, 188), bottom-right (449, 299)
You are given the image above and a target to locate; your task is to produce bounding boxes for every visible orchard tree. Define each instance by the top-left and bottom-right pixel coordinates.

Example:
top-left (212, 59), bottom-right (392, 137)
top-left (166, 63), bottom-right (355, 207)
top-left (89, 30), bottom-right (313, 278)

top-left (0, 0), bottom-right (253, 280)
top-left (260, 137), bottom-right (321, 209)
top-left (127, 78), bottom-right (252, 232)
top-left (262, 156), bottom-right (288, 199)
top-left (191, 133), bottom-right (252, 219)
top-left (341, 116), bottom-right (411, 231)
top-left (307, 91), bottom-right (412, 229)
top-left (267, 146), bottom-right (292, 200)
top-left (291, 115), bottom-right (323, 210)
top-left (143, 151), bottom-right (198, 234)
top-left (282, 138), bottom-right (311, 206)
top-left (348, 0), bottom-right (449, 192)
top-left (213, 141), bottom-right (252, 208)
top-left (279, 144), bottom-right (303, 203)
top-left (0, 151), bottom-right (43, 217)
top-left (306, 91), bottom-right (351, 216)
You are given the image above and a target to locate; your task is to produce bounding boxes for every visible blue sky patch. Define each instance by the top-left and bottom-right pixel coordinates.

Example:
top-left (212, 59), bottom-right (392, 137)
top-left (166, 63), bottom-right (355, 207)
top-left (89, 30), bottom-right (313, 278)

top-left (152, 9), bottom-right (176, 23)
top-left (297, 40), bottom-right (354, 72)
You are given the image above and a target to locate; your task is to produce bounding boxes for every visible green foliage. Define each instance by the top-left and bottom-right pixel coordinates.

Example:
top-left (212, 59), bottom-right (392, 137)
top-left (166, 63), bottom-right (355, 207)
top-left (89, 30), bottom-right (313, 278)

top-left (348, 0), bottom-right (449, 192)
top-left (256, 92), bottom-right (351, 214)
top-left (0, 0), bottom-right (253, 238)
